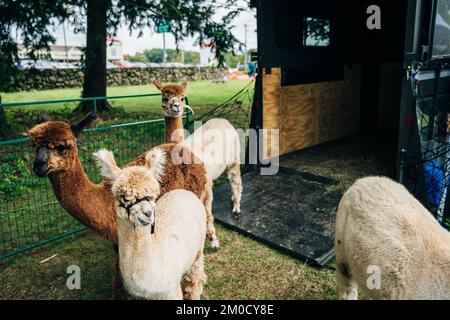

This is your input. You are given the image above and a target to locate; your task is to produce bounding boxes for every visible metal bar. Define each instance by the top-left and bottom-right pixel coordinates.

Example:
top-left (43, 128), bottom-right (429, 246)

top-left (0, 227), bottom-right (86, 261)
top-left (0, 93), bottom-right (161, 108)
top-left (93, 98), bottom-right (97, 114)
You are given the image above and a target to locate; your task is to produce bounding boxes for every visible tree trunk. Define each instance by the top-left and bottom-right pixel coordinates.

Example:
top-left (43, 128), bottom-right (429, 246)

top-left (78, 0), bottom-right (111, 113)
top-left (0, 100), bottom-right (9, 138)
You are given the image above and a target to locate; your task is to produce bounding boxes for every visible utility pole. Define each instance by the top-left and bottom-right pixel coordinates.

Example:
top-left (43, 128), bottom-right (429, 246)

top-left (163, 32), bottom-right (167, 66)
top-left (63, 21), bottom-right (69, 64)
top-left (244, 24), bottom-right (248, 66)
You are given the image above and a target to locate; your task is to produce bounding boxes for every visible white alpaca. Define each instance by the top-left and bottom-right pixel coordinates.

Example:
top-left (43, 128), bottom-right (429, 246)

top-left (94, 149), bottom-right (207, 300)
top-left (181, 118), bottom-right (243, 215)
top-left (335, 176), bottom-right (450, 300)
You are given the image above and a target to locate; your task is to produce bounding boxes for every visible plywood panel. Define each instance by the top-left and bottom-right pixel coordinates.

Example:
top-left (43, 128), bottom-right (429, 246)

top-left (262, 70), bottom-right (355, 158)
top-left (262, 68), bottom-right (281, 159)
top-left (280, 84), bottom-right (317, 153)
top-left (279, 81), bottom-right (352, 155)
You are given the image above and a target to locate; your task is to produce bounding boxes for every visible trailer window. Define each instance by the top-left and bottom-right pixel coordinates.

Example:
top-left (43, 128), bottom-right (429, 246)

top-left (275, 13), bottom-right (331, 49)
top-left (302, 17), bottom-right (331, 47)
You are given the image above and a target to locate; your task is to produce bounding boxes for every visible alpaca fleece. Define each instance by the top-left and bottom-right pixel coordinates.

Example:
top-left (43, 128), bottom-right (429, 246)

top-left (335, 176), bottom-right (450, 300)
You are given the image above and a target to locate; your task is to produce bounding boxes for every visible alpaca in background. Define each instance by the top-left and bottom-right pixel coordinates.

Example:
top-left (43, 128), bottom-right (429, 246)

top-left (152, 80), bottom-right (193, 144)
top-left (152, 80), bottom-right (243, 216)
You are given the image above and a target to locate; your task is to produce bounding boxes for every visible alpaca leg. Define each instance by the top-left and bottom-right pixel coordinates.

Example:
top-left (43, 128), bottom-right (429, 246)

top-left (227, 163), bottom-right (243, 215)
top-left (182, 251), bottom-right (207, 300)
top-left (336, 263), bottom-right (358, 300)
top-left (203, 180), bottom-right (220, 249)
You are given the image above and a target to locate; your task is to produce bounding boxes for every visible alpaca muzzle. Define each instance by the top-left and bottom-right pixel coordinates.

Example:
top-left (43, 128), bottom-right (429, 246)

top-left (33, 148), bottom-right (50, 177)
top-left (119, 196), bottom-right (156, 232)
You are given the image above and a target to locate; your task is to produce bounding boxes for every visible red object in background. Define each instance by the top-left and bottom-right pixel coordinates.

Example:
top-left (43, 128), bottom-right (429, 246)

top-left (406, 114), bottom-right (414, 126)
top-left (112, 60), bottom-right (136, 68)
top-left (227, 71), bottom-right (254, 80)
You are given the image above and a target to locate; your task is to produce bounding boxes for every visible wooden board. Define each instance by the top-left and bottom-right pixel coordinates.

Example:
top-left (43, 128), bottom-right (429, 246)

top-left (262, 68), bottom-right (357, 157)
top-left (262, 68), bottom-right (281, 159)
top-left (280, 81), bottom-right (352, 154)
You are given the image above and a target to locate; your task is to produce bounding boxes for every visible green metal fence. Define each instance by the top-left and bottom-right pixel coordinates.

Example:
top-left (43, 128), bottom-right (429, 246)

top-left (0, 93), bottom-right (187, 260)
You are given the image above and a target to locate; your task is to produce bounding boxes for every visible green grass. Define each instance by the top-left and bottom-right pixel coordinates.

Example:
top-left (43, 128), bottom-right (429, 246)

top-left (0, 226), bottom-right (336, 300)
top-left (0, 80), bottom-right (251, 113)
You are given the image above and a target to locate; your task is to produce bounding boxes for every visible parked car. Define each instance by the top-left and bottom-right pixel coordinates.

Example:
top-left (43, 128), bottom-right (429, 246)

top-left (165, 62), bottom-right (186, 68)
top-left (107, 61), bottom-right (117, 69)
top-left (32, 60), bottom-right (57, 69)
top-left (133, 62), bottom-right (147, 68)
top-left (112, 60), bottom-right (136, 68)
top-left (146, 62), bottom-right (160, 68)
top-left (53, 62), bottom-right (74, 69)
top-left (16, 60), bottom-right (33, 69)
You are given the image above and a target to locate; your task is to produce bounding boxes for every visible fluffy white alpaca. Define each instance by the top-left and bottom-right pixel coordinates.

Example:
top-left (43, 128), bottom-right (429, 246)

top-left (335, 176), bottom-right (450, 300)
top-left (94, 149), bottom-right (207, 300)
top-left (181, 118), bottom-right (243, 215)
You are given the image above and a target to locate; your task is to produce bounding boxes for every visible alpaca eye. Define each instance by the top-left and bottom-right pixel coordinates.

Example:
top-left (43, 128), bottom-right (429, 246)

top-left (56, 145), bottom-right (66, 154)
top-left (163, 97), bottom-right (169, 103)
top-left (181, 97), bottom-right (185, 102)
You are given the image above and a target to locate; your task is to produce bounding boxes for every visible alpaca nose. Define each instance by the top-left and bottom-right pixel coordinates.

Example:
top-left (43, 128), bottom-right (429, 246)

top-left (33, 158), bottom-right (49, 177)
top-left (172, 104), bottom-right (180, 113)
top-left (134, 201), bottom-right (155, 227)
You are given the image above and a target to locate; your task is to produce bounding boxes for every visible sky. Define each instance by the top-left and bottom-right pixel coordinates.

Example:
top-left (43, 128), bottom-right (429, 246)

top-left (51, 2), bottom-right (257, 55)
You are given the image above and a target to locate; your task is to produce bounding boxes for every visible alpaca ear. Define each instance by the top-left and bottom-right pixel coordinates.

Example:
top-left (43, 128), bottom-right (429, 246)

top-left (151, 80), bottom-right (163, 91)
top-left (93, 149), bottom-right (122, 181)
top-left (71, 112), bottom-right (99, 137)
top-left (181, 81), bottom-right (188, 90)
top-left (144, 147), bottom-right (166, 182)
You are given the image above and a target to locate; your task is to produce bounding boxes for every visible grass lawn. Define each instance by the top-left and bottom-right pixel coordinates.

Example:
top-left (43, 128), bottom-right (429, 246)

top-left (0, 80), bottom-right (251, 114)
top-left (0, 226), bottom-right (336, 300)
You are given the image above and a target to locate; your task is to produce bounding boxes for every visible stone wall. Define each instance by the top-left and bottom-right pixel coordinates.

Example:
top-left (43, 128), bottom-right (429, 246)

top-left (10, 67), bottom-right (226, 91)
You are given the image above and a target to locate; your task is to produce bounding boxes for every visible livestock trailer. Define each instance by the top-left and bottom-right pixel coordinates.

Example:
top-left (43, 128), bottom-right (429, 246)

top-left (213, 0), bottom-right (450, 265)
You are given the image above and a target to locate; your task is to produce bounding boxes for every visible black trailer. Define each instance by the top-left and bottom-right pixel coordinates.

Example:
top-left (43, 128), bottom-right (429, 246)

top-left (213, 0), bottom-right (450, 266)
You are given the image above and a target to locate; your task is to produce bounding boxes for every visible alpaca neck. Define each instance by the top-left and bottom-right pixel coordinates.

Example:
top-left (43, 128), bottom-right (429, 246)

top-left (48, 156), bottom-right (117, 243)
top-left (117, 220), bottom-right (161, 297)
top-left (164, 116), bottom-right (184, 144)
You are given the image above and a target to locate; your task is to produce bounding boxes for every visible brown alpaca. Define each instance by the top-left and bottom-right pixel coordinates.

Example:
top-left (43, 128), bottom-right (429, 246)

top-left (151, 80), bottom-right (192, 144)
top-left (28, 114), bottom-right (218, 297)
top-left (28, 114), bottom-right (210, 239)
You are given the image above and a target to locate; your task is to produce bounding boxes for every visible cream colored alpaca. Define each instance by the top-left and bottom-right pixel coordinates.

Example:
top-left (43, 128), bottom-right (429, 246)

top-left (181, 118), bottom-right (243, 215)
top-left (335, 176), bottom-right (450, 300)
top-left (94, 149), bottom-right (207, 300)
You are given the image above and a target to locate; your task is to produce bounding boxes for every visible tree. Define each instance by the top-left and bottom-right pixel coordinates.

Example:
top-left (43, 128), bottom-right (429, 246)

top-left (183, 51), bottom-right (200, 64)
top-left (1, 0), bottom-right (245, 112)
top-left (144, 48), bottom-right (164, 63)
top-left (124, 52), bottom-right (149, 63)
